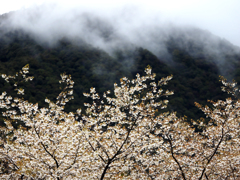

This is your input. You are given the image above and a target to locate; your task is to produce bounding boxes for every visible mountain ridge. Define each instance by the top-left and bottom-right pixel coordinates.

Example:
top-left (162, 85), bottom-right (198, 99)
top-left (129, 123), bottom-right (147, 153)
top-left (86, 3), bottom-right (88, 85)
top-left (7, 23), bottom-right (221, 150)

top-left (0, 12), bottom-right (240, 125)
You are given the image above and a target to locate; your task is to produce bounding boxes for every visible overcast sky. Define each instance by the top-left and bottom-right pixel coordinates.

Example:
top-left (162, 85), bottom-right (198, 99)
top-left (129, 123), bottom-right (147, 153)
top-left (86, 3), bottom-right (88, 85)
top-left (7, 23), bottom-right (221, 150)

top-left (0, 0), bottom-right (240, 47)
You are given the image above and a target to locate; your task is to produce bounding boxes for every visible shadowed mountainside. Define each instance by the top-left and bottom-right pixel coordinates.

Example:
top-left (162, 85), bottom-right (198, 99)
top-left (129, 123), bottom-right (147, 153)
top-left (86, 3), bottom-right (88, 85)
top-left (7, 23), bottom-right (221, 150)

top-left (0, 13), bottom-right (240, 126)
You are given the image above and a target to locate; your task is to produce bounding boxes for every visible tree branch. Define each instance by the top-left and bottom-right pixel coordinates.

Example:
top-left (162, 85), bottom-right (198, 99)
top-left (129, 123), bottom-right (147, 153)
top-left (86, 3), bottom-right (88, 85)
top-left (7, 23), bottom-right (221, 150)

top-left (167, 134), bottom-right (187, 180)
top-left (198, 126), bottom-right (224, 180)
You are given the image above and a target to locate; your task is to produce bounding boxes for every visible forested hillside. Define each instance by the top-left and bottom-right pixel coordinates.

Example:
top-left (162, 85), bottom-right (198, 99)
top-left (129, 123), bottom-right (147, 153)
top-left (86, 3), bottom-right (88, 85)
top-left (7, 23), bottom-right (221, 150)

top-left (0, 13), bottom-right (240, 126)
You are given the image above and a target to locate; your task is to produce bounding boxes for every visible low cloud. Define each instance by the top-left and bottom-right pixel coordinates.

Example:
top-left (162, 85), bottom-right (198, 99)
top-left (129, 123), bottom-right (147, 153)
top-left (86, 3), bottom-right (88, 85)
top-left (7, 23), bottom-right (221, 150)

top-left (0, 2), bottom-right (239, 77)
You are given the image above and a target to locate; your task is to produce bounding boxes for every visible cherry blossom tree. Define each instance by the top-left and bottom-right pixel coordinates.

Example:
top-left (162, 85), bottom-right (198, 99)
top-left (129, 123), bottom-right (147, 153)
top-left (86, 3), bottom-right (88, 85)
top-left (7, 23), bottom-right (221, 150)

top-left (0, 65), bottom-right (87, 179)
top-left (0, 65), bottom-right (240, 179)
top-left (81, 66), bottom-right (174, 179)
top-left (144, 76), bottom-right (240, 179)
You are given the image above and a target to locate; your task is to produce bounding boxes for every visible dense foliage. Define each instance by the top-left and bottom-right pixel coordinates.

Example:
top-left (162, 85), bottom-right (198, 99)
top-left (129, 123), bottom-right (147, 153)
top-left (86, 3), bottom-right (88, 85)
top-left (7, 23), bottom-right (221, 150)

top-left (1, 66), bottom-right (240, 179)
top-left (0, 29), bottom-right (240, 125)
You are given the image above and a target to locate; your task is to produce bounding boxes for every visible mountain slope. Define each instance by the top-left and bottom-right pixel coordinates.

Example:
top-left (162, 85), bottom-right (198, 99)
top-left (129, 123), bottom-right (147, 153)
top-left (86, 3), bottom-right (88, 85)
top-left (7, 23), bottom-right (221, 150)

top-left (0, 13), bottom-right (240, 125)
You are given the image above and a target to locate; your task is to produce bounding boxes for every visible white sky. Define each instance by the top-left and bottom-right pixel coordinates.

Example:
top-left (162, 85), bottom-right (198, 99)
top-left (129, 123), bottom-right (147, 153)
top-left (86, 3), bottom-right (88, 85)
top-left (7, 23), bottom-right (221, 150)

top-left (0, 0), bottom-right (240, 47)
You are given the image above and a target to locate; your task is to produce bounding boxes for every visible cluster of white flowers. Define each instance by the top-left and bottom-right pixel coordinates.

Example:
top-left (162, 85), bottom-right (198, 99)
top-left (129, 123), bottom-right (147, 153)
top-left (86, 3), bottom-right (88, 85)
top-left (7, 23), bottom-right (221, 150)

top-left (0, 65), bottom-right (240, 179)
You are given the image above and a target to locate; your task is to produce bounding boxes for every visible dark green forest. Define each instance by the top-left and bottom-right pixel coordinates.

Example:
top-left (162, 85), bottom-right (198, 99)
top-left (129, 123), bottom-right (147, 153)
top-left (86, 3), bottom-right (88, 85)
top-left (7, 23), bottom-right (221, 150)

top-left (0, 24), bottom-right (240, 126)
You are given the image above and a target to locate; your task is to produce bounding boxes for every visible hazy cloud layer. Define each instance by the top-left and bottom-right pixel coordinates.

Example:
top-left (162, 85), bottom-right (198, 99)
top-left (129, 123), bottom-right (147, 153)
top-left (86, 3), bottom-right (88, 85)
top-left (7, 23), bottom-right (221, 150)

top-left (1, 0), bottom-right (240, 47)
top-left (0, 1), bottom-right (239, 77)
top-left (1, 3), bottom-right (238, 56)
